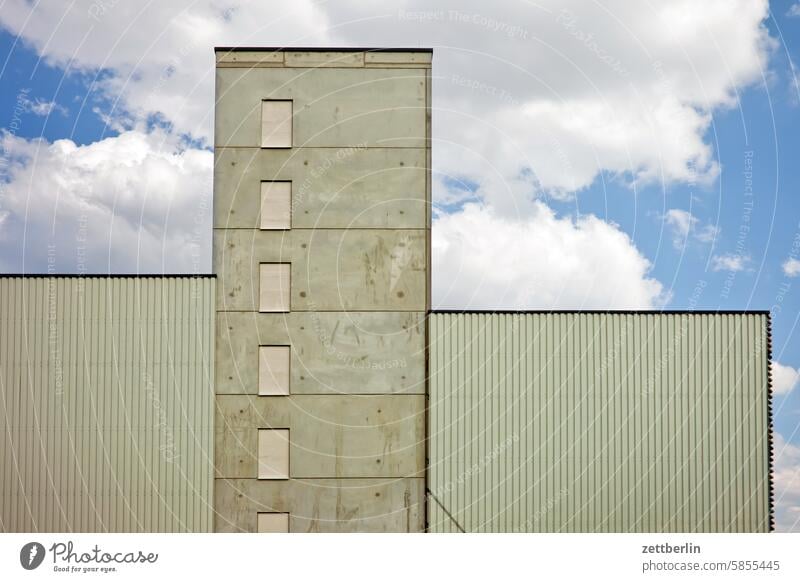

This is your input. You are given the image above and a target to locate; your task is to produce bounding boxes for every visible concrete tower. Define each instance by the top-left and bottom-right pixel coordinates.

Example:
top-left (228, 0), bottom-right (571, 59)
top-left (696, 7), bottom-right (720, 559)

top-left (213, 47), bottom-right (431, 532)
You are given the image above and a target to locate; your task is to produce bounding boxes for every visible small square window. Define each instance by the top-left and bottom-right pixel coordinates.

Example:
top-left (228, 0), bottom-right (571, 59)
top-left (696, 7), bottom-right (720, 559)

top-left (257, 512), bottom-right (289, 533)
top-left (259, 263), bottom-right (290, 312)
top-left (261, 100), bottom-right (292, 148)
top-left (258, 428), bottom-right (289, 479)
top-left (259, 346), bottom-right (290, 395)
top-left (261, 181), bottom-right (291, 230)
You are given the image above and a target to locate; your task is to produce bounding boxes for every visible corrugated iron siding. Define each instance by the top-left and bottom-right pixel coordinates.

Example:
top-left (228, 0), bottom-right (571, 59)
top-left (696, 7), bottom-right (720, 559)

top-left (428, 312), bottom-right (771, 532)
top-left (0, 277), bottom-right (214, 532)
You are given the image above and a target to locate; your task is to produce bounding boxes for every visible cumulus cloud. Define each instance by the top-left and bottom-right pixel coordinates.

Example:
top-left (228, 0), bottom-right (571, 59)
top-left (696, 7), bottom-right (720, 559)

top-left (0, 0), bottom-right (330, 142)
top-left (433, 203), bottom-right (667, 309)
top-left (665, 210), bottom-right (695, 245)
top-left (0, 0), bottom-right (776, 298)
top-left (783, 258), bottom-right (800, 277)
top-left (0, 130), bottom-right (212, 273)
top-left (711, 253), bottom-right (750, 272)
top-left (330, 0), bottom-right (772, 202)
top-left (0, 2), bottom-right (327, 273)
top-left (774, 433), bottom-right (800, 532)
top-left (772, 361), bottom-right (800, 396)
top-left (664, 208), bottom-right (720, 249)
top-left (18, 93), bottom-right (67, 117)
top-left (0, 0), bottom-right (774, 196)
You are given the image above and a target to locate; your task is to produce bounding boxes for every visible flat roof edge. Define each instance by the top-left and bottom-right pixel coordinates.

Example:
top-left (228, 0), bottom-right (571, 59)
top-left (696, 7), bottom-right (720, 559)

top-left (214, 46), bottom-right (433, 53)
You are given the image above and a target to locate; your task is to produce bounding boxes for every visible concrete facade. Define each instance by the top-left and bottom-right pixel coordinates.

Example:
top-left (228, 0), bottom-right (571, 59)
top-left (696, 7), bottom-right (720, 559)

top-left (213, 48), bottom-right (431, 532)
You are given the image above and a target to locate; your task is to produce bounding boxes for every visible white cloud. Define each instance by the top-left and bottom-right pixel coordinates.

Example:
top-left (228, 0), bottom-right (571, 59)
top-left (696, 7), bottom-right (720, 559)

top-left (694, 224), bottom-right (720, 244)
top-left (782, 258), bottom-right (800, 277)
top-left (0, 1), bottom-right (330, 143)
top-left (18, 94), bottom-right (67, 117)
top-left (0, 0), bottom-right (775, 287)
top-left (664, 208), bottom-right (720, 249)
top-left (0, 130), bottom-right (212, 273)
top-left (433, 203), bottom-right (667, 309)
top-left (774, 433), bottom-right (800, 532)
top-left (329, 0), bottom-right (773, 201)
top-left (27, 101), bottom-right (57, 116)
top-left (665, 209), bottom-right (694, 242)
top-left (788, 4), bottom-right (800, 18)
top-left (0, 0), bottom-right (774, 197)
top-left (772, 361), bottom-right (800, 396)
top-left (711, 253), bottom-right (750, 272)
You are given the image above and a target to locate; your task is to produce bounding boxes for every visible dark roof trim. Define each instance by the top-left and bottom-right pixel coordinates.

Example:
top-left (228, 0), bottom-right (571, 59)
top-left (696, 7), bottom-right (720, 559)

top-left (214, 46), bottom-right (433, 53)
top-left (767, 311), bottom-right (775, 531)
top-left (430, 309), bottom-right (771, 315)
top-left (0, 274), bottom-right (216, 278)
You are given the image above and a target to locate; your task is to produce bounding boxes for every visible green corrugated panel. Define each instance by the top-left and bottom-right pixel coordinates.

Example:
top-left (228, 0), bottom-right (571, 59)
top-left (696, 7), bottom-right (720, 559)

top-left (428, 312), bottom-right (771, 532)
top-left (0, 276), bottom-right (214, 532)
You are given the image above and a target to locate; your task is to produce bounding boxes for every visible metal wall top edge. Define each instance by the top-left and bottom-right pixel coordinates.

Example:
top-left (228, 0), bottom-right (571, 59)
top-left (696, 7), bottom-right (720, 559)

top-left (0, 274), bottom-right (216, 278)
top-left (429, 309), bottom-right (771, 315)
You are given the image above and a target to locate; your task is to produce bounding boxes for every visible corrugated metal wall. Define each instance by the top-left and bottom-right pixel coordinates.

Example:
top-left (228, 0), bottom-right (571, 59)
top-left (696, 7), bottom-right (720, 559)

top-left (428, 312), bottom-right (771, 532)
top-left (0, 276), bottom-right (214, 532)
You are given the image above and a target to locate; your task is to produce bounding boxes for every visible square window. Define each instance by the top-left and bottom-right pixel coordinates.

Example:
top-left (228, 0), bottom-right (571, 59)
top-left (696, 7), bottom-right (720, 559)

top-left (258, 429), bottom-right (289, 479)
top-left (261, 100), bottom-right (292, 148)
top-left (259, 346), bottom-right (290, 395)
top-left (260, 181), bottom-right (291, 230)
top-left (257, 512), bottom-right (289, 533)
top-left (259, 263), bottom-right (290, 312)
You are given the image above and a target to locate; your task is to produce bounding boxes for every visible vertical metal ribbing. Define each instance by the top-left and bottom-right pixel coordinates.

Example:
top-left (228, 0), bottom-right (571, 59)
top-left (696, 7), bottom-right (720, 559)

top-left (427, 312), bottom-right (771, 533)
top-left (0, 276), bottom-right (214, 532)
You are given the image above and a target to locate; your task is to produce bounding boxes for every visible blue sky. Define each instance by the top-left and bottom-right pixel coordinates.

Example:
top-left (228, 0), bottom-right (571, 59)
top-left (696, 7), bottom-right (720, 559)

top-left (0, 31), bottom-right (118, 145)
top-left (1, 0), bottom-right (799, 530)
